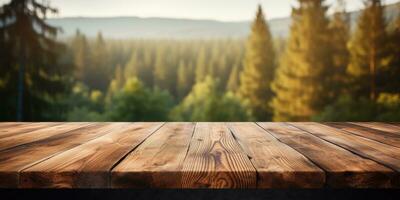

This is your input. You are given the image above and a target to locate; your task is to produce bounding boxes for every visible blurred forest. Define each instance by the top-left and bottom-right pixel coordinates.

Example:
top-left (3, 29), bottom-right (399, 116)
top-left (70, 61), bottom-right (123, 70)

top-left (0, 0), bottom-right (399, 122)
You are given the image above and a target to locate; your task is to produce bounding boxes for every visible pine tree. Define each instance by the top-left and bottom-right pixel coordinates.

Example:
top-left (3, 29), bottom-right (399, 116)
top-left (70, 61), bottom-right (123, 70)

top-left (195, 47), bottom-right (208, 83)
top-left (89, 32), bottom-right (110, 91)
top-left (271, 0), bottom-right (332, 121)
top-left (176, 60), bottom-right (191, 100)
top-left (106, 64), bottom-right (125, 103)
top-left (0, 0), bottom-right (70, 121)
top-left (384, 11), bottom-right (400, 93)
top-left (328, 0), bottom-right (350, 99)
top-left (238, 5), bottom-right (276, 121)
top-left (71, 30), bottom-right (90, 82)
top-left (347, 0), bottom-right (387, 100)
top-left (124, 50), bottom-right (140, 81)
top-left (226, 64), bottom-right (240, 92)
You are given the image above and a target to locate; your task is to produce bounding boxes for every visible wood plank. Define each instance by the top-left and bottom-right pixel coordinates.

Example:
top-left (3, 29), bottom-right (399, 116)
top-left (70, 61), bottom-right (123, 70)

top-left (326, 122), bottom-right (400, 148)
top-left (0, 122), bottom-right (25, 129)
top-left (353, 122), bottom-right (400, 134)
top-left (181, 123), bottom-right (256, 188)
top-left (291, 122), bottom-right (400, 174)
top-left (258, 122), bottom-right (395, 188)
top-left (20, 122), bottom-right (163, 188)
top-left (0, 123), bottom-right (91, 151)
top-left (0, 123), bottom-right (125, 188)
top-left (0, 122), bottom-right (61, 139)
top-left (112, 122), bottom-right (195, 188)
top-left (227, 122), bottom-right (324, 188)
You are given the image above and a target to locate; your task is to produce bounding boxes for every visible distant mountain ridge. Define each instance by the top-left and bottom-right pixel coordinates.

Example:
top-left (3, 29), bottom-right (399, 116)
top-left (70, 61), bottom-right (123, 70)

top-left (48, 2), bottom-right (399, 39)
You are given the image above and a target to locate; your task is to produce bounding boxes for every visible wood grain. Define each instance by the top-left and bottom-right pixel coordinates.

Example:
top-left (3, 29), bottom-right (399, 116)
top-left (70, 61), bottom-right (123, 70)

top-left (228, 122), bottom-right (324, 188)
top-left (0, 122), bottom-right (398, 189)
top-left (326, 122), bottom-right (400, 148)
top-left (258, 122), bottom-right (395, 188)
top-left (20, 122), bottom-right (163, 188)
top-left (112, 122), bottom-right (195, 188)
top-left (0, 123), bottom-right (25, 129)
top-left (353, 122), bottom-right (400, 134)
top-left (0, 123), bottom-right (90, 151)
top-left (0, 123), bottom-right (123, 188)
top-left (292, 123), bottom-right (400, 174)
top-left (181, 123), bottom-right (256, 188)
top-left (0, 123), bottom-right (60, 139)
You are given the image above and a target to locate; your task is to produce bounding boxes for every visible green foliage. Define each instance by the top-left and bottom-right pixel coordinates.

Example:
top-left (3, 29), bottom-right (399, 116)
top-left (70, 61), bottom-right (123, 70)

top-left (1, 1), bottom-right (399, 122)
top-left (271, 0), bottom-right (332, 121)
top-left (171, 76), bottom-right (252, 122)
top-left (106, 78), bottom-right (172, 121)
top-left (314, 93), bottom-right (400, 122)
top-left (238, 5), bottom-right (276, 121)
top-left (226, 63), bottom-right (240, 92)
top-left (0, 0), bottom-right (72, 121)
top-left (65, 83), bottom-right (105, 121)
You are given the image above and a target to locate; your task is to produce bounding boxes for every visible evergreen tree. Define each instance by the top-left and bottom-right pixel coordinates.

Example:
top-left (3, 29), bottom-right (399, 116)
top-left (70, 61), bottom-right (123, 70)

top-left (71, 30), bottom-right (90, 82)
top-left (238, 5), bottom-right (276, 121)
top-left (347, 0), bottom-right (387, 100)
top-left (195, 47), bottom-right (208, 83)
top-left (124, 50), bottom-right (140, 80)
top-left (226, 64), bottom-right (240, 92)
top-left (328, 0), bottom-right (350, 98)
top-left (176, 60), bottom-right (191, 100)
top-left (106, 64), bottom-right (125, 103)
top-left (382, 11), bottom-right (400, 93)
top-left (0, 0), bottom-right (70, 121)
top-left (88, 32), bottom-right (110, 91)
top-left (271, 0), bottom-right (332, 121)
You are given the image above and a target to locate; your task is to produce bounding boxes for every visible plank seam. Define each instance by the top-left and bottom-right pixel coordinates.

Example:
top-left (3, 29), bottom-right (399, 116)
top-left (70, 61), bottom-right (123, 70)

top-left (226, 123), bottom-right (260, 188)
top-left (291, 123), bottom-right (400, 172)
top-left (255, 122), bottom-right (328, 188)
top-left (180, 122), bottom-right (198, 171)
top-left (325, 123), bottom-right (400, 148)
top-left (350, 122), bottom-right (400, 135)
top-left (16, 123), bottom-right (120, 187)
top-left (108, 122), bottom-right (166, 188)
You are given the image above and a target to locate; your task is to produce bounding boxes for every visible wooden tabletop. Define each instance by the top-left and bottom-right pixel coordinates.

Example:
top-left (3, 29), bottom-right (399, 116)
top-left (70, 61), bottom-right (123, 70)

top-left (0, 122), bottom-right (399, 189)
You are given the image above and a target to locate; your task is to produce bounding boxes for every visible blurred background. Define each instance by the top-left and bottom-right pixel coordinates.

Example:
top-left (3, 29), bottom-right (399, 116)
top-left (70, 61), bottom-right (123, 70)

top-left (0, 0), bottom-right (399, 122)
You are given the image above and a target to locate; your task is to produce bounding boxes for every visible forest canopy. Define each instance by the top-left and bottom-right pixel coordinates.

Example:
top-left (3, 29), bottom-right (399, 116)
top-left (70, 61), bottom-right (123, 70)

top-left (0, 0), bottom-right (399, 122)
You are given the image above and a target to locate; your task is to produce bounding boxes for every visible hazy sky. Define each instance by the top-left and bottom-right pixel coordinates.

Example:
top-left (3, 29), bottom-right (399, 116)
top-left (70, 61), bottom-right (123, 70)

top-left (1, 0), bottom-right (399, 21)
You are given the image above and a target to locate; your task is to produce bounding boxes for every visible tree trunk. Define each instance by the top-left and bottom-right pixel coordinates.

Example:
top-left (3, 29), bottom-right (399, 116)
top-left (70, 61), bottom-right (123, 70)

top-left (17, 44), bottom-right (25, 121)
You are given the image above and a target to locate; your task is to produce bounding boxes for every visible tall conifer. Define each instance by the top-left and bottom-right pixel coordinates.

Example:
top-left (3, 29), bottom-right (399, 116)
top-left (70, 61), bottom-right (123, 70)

top-left (347, 0), bottom-right (387, 100)
top-left (238, 5), bottom-right (276, 121)
top-left (271, 0), bottom-right (331, 121)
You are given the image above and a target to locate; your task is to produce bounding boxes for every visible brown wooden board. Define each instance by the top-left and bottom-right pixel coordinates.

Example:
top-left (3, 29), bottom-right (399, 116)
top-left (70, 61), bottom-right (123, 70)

top-left (0, 123), bottom-right (124, 188)
top-left (0, 122), bottom-right (61, 139)
top-left (291, 122), bottom-right (400, 187)
top-left (112, 122), bottom-right (195, 188)
top-left (326, 122), bottom-right (400, 148)
top-left (20, 122), bottom-right (163, 188)
top-left (258, 122), bottom-right (395, 188)
top-left (353, 122), bottom-right (400, 134)
top-left (0, 123), bottom-right (26, 129)
top-left (181, 123), bottom-right (256, 188)
top-left (0, 123), bottom-right (90, 151)
top-left (227, 122), bottom-right (324, 188)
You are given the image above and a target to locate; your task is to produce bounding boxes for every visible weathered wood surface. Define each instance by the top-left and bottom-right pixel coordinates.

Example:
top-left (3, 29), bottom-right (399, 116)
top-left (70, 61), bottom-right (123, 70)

top-left (258, 122), bottom-right (396, 188)
top-left (326, 122), bottom-right (400, 148)
top-left (0, 122), bottom-right (399, 188)
top-left (228, 123), bottom-right (324, 188)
